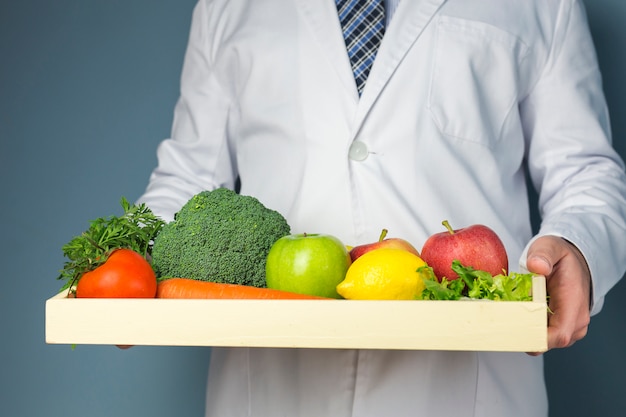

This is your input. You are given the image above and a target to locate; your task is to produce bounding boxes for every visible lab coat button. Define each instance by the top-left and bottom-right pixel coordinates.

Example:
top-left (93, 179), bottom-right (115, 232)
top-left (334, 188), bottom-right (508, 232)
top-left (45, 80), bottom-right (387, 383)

top-left (349, 141), bottom-right (369, 161)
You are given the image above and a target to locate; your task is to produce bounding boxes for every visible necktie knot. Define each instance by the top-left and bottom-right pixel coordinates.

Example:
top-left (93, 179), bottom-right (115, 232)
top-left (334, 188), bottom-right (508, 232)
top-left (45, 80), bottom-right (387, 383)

top-left (336, 0), bottom-right (386, 95)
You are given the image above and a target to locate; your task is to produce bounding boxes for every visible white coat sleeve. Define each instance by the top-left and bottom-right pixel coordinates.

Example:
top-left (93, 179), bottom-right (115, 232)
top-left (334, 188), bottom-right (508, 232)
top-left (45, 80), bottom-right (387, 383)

top-left (519, 0), bottom-right (626, 315)
top-left (138, 0), bottom-right (236, 222)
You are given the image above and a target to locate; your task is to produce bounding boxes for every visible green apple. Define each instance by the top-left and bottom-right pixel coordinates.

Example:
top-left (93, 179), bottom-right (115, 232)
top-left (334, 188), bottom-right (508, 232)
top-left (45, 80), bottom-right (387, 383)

top-left (265, 233), bottom-right (351, 299)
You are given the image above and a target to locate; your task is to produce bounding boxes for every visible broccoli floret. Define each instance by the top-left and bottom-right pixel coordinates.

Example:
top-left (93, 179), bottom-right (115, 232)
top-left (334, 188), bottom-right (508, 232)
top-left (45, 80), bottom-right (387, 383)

top-left (151, 188), bottom-right (290, 288)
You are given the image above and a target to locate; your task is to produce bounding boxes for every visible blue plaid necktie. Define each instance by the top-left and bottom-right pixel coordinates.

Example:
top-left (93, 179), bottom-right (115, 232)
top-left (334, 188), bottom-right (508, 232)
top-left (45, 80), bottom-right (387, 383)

top-left (336, 0), bottom-right (386, 95)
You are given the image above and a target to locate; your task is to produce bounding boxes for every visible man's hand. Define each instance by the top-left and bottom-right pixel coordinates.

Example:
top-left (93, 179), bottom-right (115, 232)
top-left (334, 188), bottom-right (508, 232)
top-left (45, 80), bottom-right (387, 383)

top-left (526, 235), bottom-right (591, 354)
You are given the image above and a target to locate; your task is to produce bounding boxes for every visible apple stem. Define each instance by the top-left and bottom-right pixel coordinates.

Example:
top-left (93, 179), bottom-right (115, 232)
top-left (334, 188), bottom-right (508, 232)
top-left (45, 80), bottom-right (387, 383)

top-left (442, 220), bottom-right (455, 235)
top-left (378, 229), bottom-right (388, 242)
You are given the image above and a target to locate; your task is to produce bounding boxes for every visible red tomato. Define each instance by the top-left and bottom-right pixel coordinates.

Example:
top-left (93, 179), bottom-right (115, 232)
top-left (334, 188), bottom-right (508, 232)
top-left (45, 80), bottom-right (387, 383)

top-left (76, 248), bottom-right (157, 298)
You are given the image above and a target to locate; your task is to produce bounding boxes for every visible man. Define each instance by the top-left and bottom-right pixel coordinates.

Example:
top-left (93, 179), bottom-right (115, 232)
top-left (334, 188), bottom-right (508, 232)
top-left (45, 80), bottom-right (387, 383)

top-left (139, 0), bottom-right (626, 415)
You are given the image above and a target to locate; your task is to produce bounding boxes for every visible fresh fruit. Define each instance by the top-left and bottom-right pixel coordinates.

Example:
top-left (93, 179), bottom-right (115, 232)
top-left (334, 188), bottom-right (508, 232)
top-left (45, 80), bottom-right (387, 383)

top-left (265, 233), bottom-right (351, 299)
top-left (420, 220), bottom-right (508, 281)
top-left (157, 278), bottom-right (330, 299)
top-left (349, 229), bottom-right (420, 262)
top-left (75, 248), bottom-right (157, 298)
top-left (337, 248), bottom-right (427, 300)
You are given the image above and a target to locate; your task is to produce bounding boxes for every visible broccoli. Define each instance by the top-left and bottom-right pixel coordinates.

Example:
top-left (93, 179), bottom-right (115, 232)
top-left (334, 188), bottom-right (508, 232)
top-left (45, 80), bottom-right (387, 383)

top-left (151, 188), bottom-right (291, 288)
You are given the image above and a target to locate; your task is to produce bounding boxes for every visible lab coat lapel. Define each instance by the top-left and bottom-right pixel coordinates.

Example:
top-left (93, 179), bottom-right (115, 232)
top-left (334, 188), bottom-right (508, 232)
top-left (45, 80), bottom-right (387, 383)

top-left (354, 0), bottom-right (447, 134)
top-left (297, 0), bottom-right (359, 102)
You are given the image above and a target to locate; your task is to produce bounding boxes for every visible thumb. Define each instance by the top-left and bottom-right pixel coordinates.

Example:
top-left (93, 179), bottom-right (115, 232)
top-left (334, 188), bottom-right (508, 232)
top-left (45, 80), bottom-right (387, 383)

top-left (526, 237), bottom-right (559, 276)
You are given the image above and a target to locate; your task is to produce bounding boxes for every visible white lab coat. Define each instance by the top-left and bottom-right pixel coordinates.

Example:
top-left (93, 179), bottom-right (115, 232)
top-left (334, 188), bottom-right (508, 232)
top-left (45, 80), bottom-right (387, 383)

top-left (139, 0), bottom-right (626, 415)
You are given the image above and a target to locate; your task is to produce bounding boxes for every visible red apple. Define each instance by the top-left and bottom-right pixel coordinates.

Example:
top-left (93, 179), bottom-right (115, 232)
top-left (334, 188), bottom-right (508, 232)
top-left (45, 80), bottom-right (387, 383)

top-left (349, 229), bottom-right (420, 262)
top-left (420, 220), bottom-right (508, 280)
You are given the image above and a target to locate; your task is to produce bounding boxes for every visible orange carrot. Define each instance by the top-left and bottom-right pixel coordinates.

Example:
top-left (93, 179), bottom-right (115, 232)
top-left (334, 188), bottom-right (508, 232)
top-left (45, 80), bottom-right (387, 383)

top-left (156, 278), bottom-right (329, 300)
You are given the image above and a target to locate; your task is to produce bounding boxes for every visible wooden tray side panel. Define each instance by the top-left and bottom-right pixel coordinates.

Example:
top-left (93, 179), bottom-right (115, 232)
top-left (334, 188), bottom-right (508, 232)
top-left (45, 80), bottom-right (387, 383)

top-left (46, 276), bottom-right (548, 352)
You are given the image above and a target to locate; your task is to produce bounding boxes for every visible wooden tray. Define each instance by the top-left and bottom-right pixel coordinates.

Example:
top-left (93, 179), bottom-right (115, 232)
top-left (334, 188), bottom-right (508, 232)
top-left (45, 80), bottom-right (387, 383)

top-left (45, 276), bottom-right (547, 352)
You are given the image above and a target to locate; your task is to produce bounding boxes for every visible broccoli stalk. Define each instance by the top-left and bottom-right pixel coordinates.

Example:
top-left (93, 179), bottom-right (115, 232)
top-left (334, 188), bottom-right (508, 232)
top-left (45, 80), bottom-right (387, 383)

top-left (151, 188), bottom-right (291, 288)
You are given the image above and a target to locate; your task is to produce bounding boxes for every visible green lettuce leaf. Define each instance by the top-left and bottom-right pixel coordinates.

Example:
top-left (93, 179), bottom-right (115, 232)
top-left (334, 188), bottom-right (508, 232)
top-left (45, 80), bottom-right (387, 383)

top-left (418, 260), bottom-right (534, 301)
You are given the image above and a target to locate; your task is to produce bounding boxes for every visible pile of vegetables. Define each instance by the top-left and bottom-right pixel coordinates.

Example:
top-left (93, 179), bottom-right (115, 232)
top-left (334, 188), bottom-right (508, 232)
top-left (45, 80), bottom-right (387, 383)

top-left (58, 189), bottom-right (535, 302)
top-left (58, 188), bottom-right (302, 299)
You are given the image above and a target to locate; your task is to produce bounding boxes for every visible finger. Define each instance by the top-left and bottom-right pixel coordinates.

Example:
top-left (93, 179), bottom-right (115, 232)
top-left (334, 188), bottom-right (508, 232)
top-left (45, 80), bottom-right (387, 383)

top-left (548, 319), bottom-right (589, 349)
top-left (525, 236), bottom-right (562, 276)
top-left (545, 265), bottom-right (591, 350)
top-left (526, 254), bottom-right (552, 277)
top-left (547, 290), bottom-right (590, 350)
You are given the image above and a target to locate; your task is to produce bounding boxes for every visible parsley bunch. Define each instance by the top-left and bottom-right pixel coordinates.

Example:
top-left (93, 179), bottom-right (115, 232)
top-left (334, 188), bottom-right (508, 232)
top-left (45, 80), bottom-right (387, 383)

top-left (57, 197), bottom-right (165, 290)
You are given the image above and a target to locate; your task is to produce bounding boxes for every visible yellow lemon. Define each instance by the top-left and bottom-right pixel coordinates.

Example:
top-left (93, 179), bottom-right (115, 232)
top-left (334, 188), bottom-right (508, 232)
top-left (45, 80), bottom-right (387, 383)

top-left (337, 248), bottom-right (427, 300)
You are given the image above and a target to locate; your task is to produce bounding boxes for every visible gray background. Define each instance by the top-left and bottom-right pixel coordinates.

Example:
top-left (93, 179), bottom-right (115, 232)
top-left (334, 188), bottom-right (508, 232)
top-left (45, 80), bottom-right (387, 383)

top-left (1, 1), bottom-right (625, 416)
